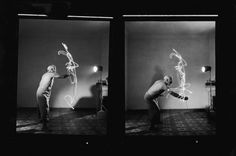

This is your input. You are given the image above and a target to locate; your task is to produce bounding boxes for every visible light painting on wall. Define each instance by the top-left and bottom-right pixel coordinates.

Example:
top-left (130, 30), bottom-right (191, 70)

top-left (58, 42), bottom-right (79, 109)
top-left (167, 48), bottom-right (192, 101)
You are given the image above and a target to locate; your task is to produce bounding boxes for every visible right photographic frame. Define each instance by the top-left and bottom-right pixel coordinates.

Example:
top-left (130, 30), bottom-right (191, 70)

top-left (125, 17), bottom-right (216, 136)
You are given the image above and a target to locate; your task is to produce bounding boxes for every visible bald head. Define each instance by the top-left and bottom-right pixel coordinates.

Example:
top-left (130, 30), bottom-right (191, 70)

top-left (47, 65), bottom-right (56, 73)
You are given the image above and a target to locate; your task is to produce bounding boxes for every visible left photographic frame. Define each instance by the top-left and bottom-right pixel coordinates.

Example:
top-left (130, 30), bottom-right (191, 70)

top-left (16, 15), bottom-right (111, 135)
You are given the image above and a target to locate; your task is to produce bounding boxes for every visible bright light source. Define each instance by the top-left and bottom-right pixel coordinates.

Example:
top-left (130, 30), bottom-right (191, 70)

top-left (201, 66), bottom-right (206, 72)
top-left (93, 65), bottom-right (103, 73)
top-left (201, 66), bottom-right (211, 72)
top-left (93, 66), bottom-right (98, 72)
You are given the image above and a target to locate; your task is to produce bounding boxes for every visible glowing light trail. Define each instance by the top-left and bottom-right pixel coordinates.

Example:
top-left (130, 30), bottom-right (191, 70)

top-left (169, 48), bottom-right (192, 100)
top-left (58, 43), bottom-right (79, 109)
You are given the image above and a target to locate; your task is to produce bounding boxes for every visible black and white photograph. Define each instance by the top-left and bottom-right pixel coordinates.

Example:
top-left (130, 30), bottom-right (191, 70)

top-left (16, 18), bottom-right (109, 135)
top-left (2, 1), bottom-right (236, 155)
top-left (125, 21), bottom-right (216, 136)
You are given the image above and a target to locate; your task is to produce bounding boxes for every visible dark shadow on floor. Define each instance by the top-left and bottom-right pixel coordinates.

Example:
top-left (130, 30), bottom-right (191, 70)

top-left (74, 84), bottom-right (98, 109)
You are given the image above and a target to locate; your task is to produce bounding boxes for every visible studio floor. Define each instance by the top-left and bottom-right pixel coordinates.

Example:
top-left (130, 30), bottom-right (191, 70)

top-left (16, 108), bottom-right (107, 135)
top-left (125, 109), bottom-right (216, 136)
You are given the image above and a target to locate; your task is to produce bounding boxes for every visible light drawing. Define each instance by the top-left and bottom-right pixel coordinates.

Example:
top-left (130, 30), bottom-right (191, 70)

top-left (58, 43), bottom-right (79, 109)
top-left (168, 48), bottom-right (192, 101)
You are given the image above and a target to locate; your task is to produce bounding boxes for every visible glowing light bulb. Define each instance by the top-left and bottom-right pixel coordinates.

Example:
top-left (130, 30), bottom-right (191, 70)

top-left (201, 66), bottom-right (206, 72)
top-left (93, 66), bottom-right (98, 72)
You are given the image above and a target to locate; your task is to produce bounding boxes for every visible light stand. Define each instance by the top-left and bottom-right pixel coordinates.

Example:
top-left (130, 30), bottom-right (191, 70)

top-left (99, 68), bottom-right (103, 112)
top-left (98, 66), bottom-right (103, 112)
top-left (94, 65), bottom-right (105, 115)
top-left (209, 69), bottom-right (213, 111)
top-left (202, 66), bottom-right (213, 111)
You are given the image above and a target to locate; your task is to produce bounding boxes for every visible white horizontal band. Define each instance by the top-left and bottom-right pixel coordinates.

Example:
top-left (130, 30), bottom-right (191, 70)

top-left (18, 14), bottom-right (48, 17)
top-left (67, 15), bottom-right (113, 19)
top-left (123, 15), bottom-right (218, 17)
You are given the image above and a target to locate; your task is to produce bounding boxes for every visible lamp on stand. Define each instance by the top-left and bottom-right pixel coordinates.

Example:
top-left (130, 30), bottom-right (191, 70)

top-left (201, 66), bottom-right (213, 112)
top-left (93, 65), bottom-right (106, 119)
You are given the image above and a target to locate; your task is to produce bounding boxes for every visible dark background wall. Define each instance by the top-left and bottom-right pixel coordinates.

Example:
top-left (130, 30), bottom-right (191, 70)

top-left (17, 19), bottom-right (109, 108)
top-left (125, 21), bottom-right (215, 110)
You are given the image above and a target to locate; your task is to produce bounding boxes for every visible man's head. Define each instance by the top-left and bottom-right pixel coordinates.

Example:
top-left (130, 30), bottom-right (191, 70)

top-left (47, 65), bottom-right (56, 73)
top-left (164, 75), bottom-right (172, 86)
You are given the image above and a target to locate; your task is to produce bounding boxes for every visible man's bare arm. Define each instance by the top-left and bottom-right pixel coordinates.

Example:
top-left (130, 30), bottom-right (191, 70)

top-left (168, 90), bottom-right (188, 100)
top-left (54, 73), bottom-right (70, 79)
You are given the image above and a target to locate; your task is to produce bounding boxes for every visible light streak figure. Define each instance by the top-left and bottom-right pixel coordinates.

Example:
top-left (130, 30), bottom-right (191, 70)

top-left (168, 48), bottom-right (192, 100)
top-left (58, 43), bottom-right (79, 109)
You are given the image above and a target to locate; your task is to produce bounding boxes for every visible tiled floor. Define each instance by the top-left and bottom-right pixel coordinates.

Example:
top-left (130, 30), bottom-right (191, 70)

top-left (16, 108), bottom-right (107, 135)
top-left (125, 109), bottom-right (216, 136)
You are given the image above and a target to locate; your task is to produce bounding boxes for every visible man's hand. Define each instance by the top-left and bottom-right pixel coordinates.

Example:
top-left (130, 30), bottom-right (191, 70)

top-left (64, 74), bottom-right (71, 78)
top-left (183, 96), bottom-right (188, 100)
top-left (179, 95), bottom-right (188, 100)
top-left (169, 91), bottom-right (188, 100)
top-left (56, 74), bottom-right (71, 79)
